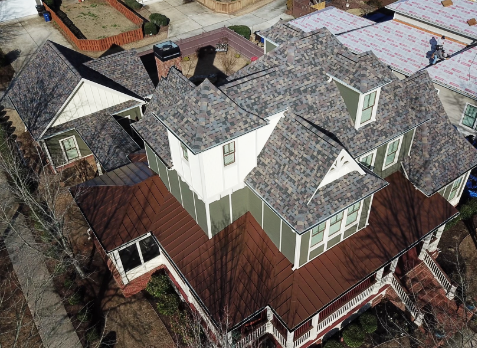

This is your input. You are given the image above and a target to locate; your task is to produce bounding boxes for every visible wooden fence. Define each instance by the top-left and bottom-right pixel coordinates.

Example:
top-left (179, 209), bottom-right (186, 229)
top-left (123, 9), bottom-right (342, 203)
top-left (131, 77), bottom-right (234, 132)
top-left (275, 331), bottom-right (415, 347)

top-left (176, 27), bottom-right (263, 59)
top-left (196, 0), bottom-right (265, 14)
top-left (43, 1), bottom-right (144, 52)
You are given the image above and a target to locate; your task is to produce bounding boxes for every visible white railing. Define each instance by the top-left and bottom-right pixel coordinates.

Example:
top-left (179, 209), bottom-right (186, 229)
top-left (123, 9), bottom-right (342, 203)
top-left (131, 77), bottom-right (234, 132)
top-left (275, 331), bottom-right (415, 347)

top-left (316, 285), bottom-right (374, 334)
top-left (294, 329), bottom-right (311, 347)
top-left (235, 324), bottom-right (266, 348)
top-left (390, 274), bottom-right (420, 320)
top-left (422, 251), bottom-right (457, 299)
top-left (272, 326), bottom-right (287, 347)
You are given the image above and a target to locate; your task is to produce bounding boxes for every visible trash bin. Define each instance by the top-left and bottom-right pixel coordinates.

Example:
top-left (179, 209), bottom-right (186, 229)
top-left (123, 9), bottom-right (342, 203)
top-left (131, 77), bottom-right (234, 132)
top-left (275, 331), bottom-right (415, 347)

top-left (35, 4), bottom-right (45, 16)
top-left (43, 11), bottom-right (51, 22)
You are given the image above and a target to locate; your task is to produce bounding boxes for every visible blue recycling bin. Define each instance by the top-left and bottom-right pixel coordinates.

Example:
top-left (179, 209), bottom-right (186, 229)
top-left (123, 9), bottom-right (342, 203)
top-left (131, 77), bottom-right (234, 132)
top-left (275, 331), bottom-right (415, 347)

top-left (43, 11), bottom-right (51, 22)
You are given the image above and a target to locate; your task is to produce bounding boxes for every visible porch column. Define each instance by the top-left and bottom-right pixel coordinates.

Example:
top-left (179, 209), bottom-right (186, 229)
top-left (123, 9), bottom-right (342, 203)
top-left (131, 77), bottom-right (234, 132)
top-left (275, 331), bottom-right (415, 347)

top-left (372, 268), bottom-right (384, 294)
top-left (309, 313), bottom-right (319, 341)
top-left (383, 257), bottom-right (399, 284)
top-left (429, 225), bottom-right (445, 253)
top-left (266, 307), bottom-right (273, 334)
top-left (95, 157), bottom-right (103, 176)
top-left (286, 330), bottom-right (294, 348)
top-left (418, 235), bottom-right (432, 260)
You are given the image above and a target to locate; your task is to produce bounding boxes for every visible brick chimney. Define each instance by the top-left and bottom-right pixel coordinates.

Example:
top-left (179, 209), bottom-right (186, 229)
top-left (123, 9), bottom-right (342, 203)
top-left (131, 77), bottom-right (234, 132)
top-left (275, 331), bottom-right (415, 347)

top-left (153, 41), bottom-right (182, 79)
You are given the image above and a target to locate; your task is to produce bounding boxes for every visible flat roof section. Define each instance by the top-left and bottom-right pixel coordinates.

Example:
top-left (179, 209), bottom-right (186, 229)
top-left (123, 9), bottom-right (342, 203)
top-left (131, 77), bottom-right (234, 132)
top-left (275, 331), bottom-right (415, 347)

top-left (427, 46), bottom-right (477, 99)
top-left (289, 6), bottom-right (375, 34)
top-left (338, 20), bottom-right (465, 75)
top-left (387, 0), bottom-right (477, 40)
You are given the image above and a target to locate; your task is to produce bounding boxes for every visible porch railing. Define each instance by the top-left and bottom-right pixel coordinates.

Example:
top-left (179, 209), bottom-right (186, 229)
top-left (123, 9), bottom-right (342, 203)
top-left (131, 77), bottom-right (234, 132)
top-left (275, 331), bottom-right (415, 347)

top-left (294, 329), bottom-right (311, 347)
top-left (272, 325), bottom-right (287, 347)
top-left (235, 323), bottom-right (266, 348)
top-left (422, 251), bottom-right (457, 299)
top-left (293, 319), bottom-right (312, 347)
top-left (390, 274), bottom-right (422, 324)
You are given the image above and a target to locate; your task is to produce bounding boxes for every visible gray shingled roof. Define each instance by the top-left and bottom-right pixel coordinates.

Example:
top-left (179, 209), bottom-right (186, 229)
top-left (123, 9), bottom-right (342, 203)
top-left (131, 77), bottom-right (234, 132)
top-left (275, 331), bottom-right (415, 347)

top-left (246, 113), bottom-right (387, 232)
top-left (43, 101), bottom-right (141, 171)
top-left (84, 50), bottom-right (155, 98)
top-left (259, 20), bottom-right (305, 45)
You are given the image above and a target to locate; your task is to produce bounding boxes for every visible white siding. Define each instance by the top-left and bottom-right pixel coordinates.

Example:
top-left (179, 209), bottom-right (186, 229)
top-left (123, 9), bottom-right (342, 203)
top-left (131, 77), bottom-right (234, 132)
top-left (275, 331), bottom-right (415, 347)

top-left (52, 81), bottom-right (134, 127)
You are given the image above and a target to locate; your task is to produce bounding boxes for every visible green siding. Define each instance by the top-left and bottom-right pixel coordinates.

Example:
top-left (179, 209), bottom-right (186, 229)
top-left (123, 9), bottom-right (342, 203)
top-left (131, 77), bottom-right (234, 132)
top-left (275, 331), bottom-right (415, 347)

top-left (309, 244), bottom-right (324, 260)
top-left (327, 234), bottom-right (341, 249)
top-left (265, 40), bottom-right (277, 53)
top-left (231, 188), bottom-right (249, 222)
top-left (281, 223), bottom-right (296, 264)
top-left (115, 106), bottom-right (142, 120)
top-left (334, 81), bottom-right (360, 123)
top-left (156, 155), bottom-right (170, 189)
top-left (44, 130), bottom-right (92, 167)
top-left (168, 170), bottom-right (182, 204)
top-left (374, 129), bottom-right (414, 178)
top-left (263, 204), bottom-right (281, 247)
top-left (210, 195), bottom-right (230, 236)
top-left (180, 178), bottom-right (196, 220)
top-left (299, 231), bottom-right (310, 267)
top-left (343, 224), bottom-right (358, 239)
top-left (358, 196), bottom-right (372, 230)
top-left (194, 193), bottom-right (208, 234)
top-left (248, 189), bottom-right (263, 227)
top-left (145, 144), bottom-right (159, 174)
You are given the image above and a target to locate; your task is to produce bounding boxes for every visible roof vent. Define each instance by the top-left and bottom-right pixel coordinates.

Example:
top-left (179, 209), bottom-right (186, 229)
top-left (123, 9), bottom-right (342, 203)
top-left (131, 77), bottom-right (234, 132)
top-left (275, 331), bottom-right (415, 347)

top-left (441, 0), bottom-right (453, 7)
top-left (468, 18), bottom-right (477, 26)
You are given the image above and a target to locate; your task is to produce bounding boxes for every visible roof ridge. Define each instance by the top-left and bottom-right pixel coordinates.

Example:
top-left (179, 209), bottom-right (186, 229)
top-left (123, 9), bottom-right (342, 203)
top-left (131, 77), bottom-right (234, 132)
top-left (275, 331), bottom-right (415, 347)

top-left (87, 49), bottom-right (137, 63)
top-left (44, 40), bottom-right (81, 77)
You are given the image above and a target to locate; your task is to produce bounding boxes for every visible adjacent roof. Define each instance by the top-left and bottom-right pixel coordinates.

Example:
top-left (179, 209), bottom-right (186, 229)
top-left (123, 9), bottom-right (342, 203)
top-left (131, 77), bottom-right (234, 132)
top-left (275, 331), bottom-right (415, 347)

top-left (245, 114), bottom-right (387, 232)
top-left (258, 20), bottom-right (305, 46)
top-left (78, 161), bottom-right (153, 187)
top-left (337, 20), bottom-right (465, 76)
top-left (84, 50), bottom-right (155, 98)
top-left (427, 45), bottom-right (477, 100)
top-left (43, 101), bottom-right (141, 171)
top-left (289, 6), bottom-right (374, 34)
top-left (76, 171), bottom-right (457, 329)
top-left (387, 0), bottom-right (477, 40)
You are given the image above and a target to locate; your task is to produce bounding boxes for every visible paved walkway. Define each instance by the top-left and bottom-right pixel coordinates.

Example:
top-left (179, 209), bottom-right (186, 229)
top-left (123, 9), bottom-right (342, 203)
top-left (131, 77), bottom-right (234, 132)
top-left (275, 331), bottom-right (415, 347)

top-left (3, 206), bottom-right (82, 347)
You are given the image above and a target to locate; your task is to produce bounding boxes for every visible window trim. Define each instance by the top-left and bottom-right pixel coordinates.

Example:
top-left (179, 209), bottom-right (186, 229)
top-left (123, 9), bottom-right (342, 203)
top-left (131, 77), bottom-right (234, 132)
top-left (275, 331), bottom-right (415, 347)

top-left (359, 149), bottom-right (377, 170)
top-left (356, 88), bottom-right (381, 129)
top-left (382, 135), bottom-right (404, 170)
top-left (181, 142), bottom-right (189, 161)
top-left (460, 103), bottom-right (477, 130)
top-left (360, 91), bottom-right (377, 125)
top-left (59, 135), bottom-right (81, 163)
top-left (223, 141), bottom-right (235, 167)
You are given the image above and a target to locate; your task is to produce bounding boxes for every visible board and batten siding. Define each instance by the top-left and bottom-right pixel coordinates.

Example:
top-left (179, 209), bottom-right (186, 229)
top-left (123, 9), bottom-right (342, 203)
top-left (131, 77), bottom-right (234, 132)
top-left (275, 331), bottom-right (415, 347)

top-left (334, 81), bottom-right (360, 123)
top-left (44, 130), bottom-right (92, 167)
top-left (52, 81), bottom-right (137, 127)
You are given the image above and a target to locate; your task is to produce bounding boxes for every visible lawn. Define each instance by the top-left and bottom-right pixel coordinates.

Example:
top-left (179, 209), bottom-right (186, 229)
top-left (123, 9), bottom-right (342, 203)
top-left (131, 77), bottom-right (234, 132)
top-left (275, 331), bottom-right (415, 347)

top-left (60, 0), bottom-right (138, 40)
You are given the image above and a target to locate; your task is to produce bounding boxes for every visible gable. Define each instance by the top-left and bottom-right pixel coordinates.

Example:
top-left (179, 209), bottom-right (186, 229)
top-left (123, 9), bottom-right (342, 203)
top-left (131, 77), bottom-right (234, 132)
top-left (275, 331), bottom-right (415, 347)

top-left (51, 80), bottom-right (140, 127)
top-left (317, 149), bottom-right (365, 190)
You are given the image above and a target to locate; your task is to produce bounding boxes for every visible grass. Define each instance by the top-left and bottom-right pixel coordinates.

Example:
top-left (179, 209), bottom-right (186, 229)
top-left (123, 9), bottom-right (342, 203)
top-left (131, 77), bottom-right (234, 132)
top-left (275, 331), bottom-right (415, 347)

top-left (79, 11), bottom-right (98, 19)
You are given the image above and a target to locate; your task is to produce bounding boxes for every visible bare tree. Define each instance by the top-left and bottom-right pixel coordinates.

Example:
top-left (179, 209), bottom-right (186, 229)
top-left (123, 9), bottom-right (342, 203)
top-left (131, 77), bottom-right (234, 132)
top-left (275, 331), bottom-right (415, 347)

top-left (218, 49), bottom-right (239, 77)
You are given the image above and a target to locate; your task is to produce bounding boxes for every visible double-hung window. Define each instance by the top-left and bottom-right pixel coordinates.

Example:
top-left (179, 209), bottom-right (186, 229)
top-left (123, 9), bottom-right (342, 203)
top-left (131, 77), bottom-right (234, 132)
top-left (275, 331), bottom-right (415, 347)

top-left (462, 104), bottom-right (477, 129)
top-left (310, 222), bottom-right (326, 247)
top-left (60, 136), bottom-right (80, 162)
top-left (360, 91), bottom-right (377, 125)
top-left (448, 177), bottom-right (463, 201)
top-left (360, 150), bottom-right (376, 170)
top-left (346, 202), bottom-right (361, 226)
top-left (384, 137), bottom-right (402, 168)
top-left (223, 141), bottom-right (235, 166)
top-left (181, 143), bottom-right (188, 161)
top-left (329, 211), bottom-right (344, 236)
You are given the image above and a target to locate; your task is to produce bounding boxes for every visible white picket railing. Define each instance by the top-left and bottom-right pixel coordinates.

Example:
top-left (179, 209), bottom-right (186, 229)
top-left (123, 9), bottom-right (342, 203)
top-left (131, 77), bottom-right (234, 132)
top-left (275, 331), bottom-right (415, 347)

top-left (235, 324), bottom-right (266, 348)
top-left (390, 274), bottom-right (421, 321)
top-left (422, 251), bottom-right (456, 299)
top-left (316, 285), bottom-right (374, 334)
top-left (294, 329), bottom-right (311, 347)
top-left (272, 326), bottom-right (287, 347)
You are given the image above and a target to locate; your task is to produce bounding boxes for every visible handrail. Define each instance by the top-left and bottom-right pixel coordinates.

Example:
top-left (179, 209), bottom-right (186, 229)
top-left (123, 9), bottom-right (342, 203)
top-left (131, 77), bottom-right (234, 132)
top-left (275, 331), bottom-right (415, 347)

top-left (390, 274), bottom-right (419, 318)
top-left (235, 323), bottom-right (266, 348)
top-left (272, 325), bottom-right (287, 347)
top-left (422, 251), bottom-right (454, 294)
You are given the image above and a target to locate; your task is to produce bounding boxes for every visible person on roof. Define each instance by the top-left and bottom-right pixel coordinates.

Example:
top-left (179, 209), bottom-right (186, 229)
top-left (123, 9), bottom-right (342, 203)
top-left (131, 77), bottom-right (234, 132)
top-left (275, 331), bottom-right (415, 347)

top-left (432, 36), bottom-right (449, 64)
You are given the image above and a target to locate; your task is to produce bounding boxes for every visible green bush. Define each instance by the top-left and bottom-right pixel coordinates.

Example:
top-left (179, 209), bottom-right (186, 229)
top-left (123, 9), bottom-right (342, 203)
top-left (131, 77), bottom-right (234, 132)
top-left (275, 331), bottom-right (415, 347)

top-left (124, 0), bottom-right (142, 10)
top-left (146, 274), bottom-right (173, 298)
top-left (144, 22), bottom-right (158, 35)
top-left (359, 312), bottom-right (378, 333)
top-left (324, 340), bottom-right (342, 348)
top-left (445, 198), bottom-right (477, 230)
top-left (157, 293), bottom-right (180, 316)
top-left (343, 324), bottom-right (365, 348)
top-left (228, 25), bottom-right (251, 39)
top-left (76, 308), bottom-right (91, 323)
top-left (64, 278), bottom-right (74, 288)
top-left (85, 328), bottom-right (100, 343)
top-left (68, 292), bottom-right (82, 306)
top-left (149, 13), bottom-right (169, 26)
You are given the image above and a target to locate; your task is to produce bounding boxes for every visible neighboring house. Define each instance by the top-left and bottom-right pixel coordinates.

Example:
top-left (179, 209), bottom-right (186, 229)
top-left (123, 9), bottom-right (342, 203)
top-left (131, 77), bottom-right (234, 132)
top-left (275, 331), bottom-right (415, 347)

top-left (260, 1), bottom-right (477, 137)
top-left (74, 28), bottom-right (477, 348)
top-left (6, 41), bottom-right (154, 173)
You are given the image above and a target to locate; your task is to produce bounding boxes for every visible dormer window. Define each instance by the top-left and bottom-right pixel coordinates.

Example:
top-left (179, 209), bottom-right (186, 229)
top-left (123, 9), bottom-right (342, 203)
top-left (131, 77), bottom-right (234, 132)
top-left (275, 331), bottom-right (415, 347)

top-left (355, 88), bottom-right (381, 129)
top-left (360, 91), bottom-right (376, 125)
top-left (181, 143), bottom-right (188, 161)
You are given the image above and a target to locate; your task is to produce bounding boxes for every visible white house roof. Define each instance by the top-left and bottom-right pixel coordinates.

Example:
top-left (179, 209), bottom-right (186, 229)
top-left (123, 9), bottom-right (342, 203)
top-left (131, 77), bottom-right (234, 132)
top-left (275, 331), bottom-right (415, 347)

top-left (387, 0), bottom-right (477, 40)
top-left (338, 20), bottom-right (465, 74)
top-left (288, 6), bottom-right (374, 34)
top-left (427, 46), bottom-right (477, 99)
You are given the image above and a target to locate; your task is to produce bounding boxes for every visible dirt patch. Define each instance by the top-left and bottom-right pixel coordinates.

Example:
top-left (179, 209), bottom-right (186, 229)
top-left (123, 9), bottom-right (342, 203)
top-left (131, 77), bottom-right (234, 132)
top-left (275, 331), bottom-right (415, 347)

top-left (60, 0), bottom-right (139, 40)
top-left (459, 235), bottom-right (477, 301)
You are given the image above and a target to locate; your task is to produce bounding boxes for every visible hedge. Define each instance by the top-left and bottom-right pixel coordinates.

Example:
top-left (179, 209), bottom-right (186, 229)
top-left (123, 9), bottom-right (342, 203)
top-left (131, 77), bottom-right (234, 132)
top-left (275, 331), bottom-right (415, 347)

top-left (324, 340), bottom-right (342, 348)
top-left (343, 324), bottom-right (365, 348)
top-left (359, 312), bottom-right (378, 333)
top-left (445, 198), bottom-right (477, 230)
top-left (144, 22), bottom-right (158, 35)
top-left (228, 25), bottom-right (251, 39)
top-left (157, 293), bottom-right (180, 315)
top-left (146, 274), bottom-right (173, 298)
top-left (124, 0), bottom-right (142, 10)
top-left (149, 13), bottom-right (170, 26)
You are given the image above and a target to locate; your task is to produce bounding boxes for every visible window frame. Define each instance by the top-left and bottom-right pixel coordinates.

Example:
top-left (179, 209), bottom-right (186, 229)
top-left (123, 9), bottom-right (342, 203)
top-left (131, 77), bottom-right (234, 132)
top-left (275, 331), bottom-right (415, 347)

top-left (460, 103), bottom-right (477, 130)
top-left (223, 141), bottom-right (235, 166)
top-left (59, 135), bottom-right (81, 163)
top-left (360, 91), bottom-right (377, 125)
top-left (448, 176), bottom-right (463, 202)
top-left (382, 135), bottom-right (404, 170)
top-left (181, 142), bottom-right (189, 161)
top-left (359, 149), bottom-right (377, 170)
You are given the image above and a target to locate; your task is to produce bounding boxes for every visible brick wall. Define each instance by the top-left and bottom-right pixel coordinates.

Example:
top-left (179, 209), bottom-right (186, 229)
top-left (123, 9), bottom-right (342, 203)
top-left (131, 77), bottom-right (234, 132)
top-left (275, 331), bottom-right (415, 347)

top-left (155, 56), bottom-right (182, 79)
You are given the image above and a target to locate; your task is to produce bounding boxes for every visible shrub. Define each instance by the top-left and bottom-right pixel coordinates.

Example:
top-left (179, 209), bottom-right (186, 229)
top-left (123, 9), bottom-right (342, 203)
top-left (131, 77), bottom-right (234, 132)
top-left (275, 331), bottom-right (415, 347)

top-left (146, 274), bottom-right (173, 298)
top-left (124, 0), bottom-right (142, 10)
top-left (343, 324), bottom-right (365, 348)
top-left (234, 53), bottom-right (241, 58)
top-left (85, 328), bottom-right (100, 343)
top-left (144, 22), bottom-right (158, 35)
top-left (445, 198), bottom-right (477, 230)
top-left (149, 13), bottom-right (169, 26)
top-left (183, 56), bottom-right (190, 61)
top-left (228, 25), bottom-right (251, 39)
top-left (324, 340), bottom-right (342, 348)
top-left (76, 308), bottom-right (91, 323)
top-left (68, 292), bottom-right (82, 306)
top-left (157, 293), bottom-right (180, 315)
top-left (64, 278), bottom-right (74, 289)
top-left (359, 312), bottom-right (378, 333)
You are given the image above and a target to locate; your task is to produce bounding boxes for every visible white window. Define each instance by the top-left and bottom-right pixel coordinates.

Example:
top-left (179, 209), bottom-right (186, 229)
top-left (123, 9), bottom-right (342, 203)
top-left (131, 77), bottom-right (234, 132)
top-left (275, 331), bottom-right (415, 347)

top-left (59, 136), bottom-right (80, 162)
top-left (448, 176), bottom-right (463, 201)
top-left (223, 141), bottom-right (235, 166)
top-left (360, 91), bottom-right (377, 125)
top-left (461, 104), bottom-right (477, 130)
top-left (346, 202), bottom-right (361, 226)
top-left (328, 211), bottom-right (344, 236)
top-left (310, 222), bottom-right (326, 247)
top-left (112, 234), bottom-right (161, 283)
top-left (359, 149), bottom-right (377, 170)
top-left (181, 143), bottom-right (188, 161)
top-left (383, 136), bottom-right (403, 170)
